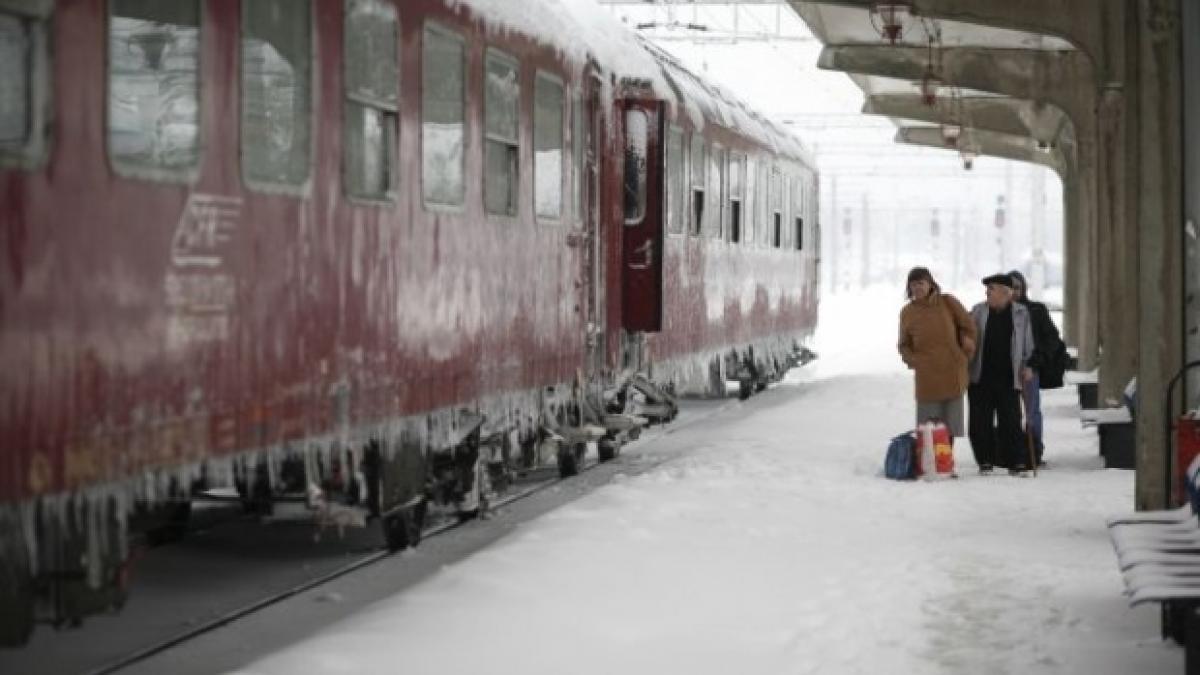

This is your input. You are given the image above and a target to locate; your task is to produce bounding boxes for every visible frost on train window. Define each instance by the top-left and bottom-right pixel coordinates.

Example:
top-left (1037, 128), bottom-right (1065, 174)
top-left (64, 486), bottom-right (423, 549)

top-left (709, 145), bottom-right (724, 239)
top-left (534, 72), bottom-right (564, 221)
top-left (771, 170), bottom-right (783, 248)
top-left (242, 0), bottom-right (311, 188)
top-left (0, 14), bottom-right (31, 150)
top-left (728, 154), bottom-right (745, 244)
top-left (665, 126), bottom-right (684, 235)
top-left (344, 0), bottom-right (398, 201)
top-left (623, 109), bottom-right (647, 225)
top-left (108, 0), bottom-right (201, 176)
top-left (792, 176), bottom-right (804, 251)
top-left (422, 23), bottom-right (465, 207)
top-left (484, 49), bottom-right (519, 217)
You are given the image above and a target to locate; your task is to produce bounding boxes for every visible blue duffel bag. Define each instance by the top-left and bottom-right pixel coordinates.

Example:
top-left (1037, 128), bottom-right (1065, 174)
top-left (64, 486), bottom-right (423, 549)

top-left (884, 431), bottom-right (916, 480)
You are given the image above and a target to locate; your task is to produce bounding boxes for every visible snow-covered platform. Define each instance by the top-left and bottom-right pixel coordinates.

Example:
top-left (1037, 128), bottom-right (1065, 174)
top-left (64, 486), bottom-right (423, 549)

top-left (151, 289), bottom-right (1186, 674)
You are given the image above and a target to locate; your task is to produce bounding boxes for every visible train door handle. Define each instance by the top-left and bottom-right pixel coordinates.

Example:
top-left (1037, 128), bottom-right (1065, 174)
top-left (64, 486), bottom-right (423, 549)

top-left (628, 240), bottom-right (653, 270)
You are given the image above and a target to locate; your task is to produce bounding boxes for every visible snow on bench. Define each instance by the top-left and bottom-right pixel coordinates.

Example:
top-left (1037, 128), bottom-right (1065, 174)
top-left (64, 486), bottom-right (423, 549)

top-left (1107, 455), bottom-right (1200, 663)
top-left (1065, 368), bottom-right (1099, 385)
top-left (1080, 406), bottom-right (1133, 428)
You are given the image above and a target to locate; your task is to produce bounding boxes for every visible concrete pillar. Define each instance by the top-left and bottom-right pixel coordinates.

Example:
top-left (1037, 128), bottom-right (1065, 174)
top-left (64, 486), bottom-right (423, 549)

top-left (1184, 0), bottom-right (1200, 410)
top-left (1061, 171), bottom-right (1081, 347)
top-left (1097, 74), bottom-right (1136, 404)
top-left (1132, 0), bottom-right (1183, 510)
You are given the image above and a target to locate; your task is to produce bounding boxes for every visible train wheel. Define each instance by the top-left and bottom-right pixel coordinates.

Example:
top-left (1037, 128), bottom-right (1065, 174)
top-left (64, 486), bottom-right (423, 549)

top-left (557, 443), bottom-right (580, 478)
top-left (383, 501), bottom-right (424, 552)
top-left (382, 512), bottom-right (406, 551)
top-left (488, 461), bottom-right (511, 493)
top-left (144, 501), bottom-right (193, 546)
top-left (0, 554), bottom-right (34, 646)
top-left (456, 446), bottom-right (490, 522)
top-left (597, 438), bottom-right (619, 462)
top-left (707, 358), bottom-right (724, 397)
top-left (236, 473), bottom-right (274, 516)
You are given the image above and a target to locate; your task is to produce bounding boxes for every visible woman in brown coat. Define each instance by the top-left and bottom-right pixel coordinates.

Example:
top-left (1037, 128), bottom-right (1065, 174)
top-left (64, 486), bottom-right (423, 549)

top-left (897, 267), bottom-right (977, 438)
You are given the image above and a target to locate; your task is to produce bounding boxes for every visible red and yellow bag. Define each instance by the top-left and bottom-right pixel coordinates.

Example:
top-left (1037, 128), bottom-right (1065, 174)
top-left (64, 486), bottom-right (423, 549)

top-left (916, 420), bottom-right (955, 478)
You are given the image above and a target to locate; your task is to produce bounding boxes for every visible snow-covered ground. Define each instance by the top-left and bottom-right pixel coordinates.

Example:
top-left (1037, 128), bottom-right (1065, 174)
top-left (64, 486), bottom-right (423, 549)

top-left (234, 288), bottom-right (1179, 675)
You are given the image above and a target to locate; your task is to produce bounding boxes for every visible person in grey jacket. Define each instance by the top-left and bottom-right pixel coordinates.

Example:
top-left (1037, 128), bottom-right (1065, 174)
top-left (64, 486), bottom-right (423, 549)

top-left (967, 273), bottom-right (1036, 475)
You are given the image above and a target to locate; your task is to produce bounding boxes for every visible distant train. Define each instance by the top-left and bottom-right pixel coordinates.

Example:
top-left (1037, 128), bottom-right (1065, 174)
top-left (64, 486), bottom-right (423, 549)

top-left (0, 0), bottom-right (819, 643)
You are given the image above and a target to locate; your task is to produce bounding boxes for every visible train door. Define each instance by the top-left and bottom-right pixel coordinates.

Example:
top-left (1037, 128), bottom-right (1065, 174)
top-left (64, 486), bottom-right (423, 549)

top-left (619, 98), bottom-right (666, 333)
top-left (580, 73), bottom-right (605, 374)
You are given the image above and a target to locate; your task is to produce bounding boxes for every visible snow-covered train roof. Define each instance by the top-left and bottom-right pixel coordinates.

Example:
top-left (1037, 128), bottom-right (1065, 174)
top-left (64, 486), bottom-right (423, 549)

top-left (448, 0), bottom-right (815, 170)
top-left (638, 37), bottom-right (815, 168)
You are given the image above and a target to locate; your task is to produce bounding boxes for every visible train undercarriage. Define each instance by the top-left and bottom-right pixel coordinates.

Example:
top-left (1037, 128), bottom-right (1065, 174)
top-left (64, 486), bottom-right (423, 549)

top-left (0, 372), bottom-right (676, 645)
top-left (0, 339), bottom-right (815, 646)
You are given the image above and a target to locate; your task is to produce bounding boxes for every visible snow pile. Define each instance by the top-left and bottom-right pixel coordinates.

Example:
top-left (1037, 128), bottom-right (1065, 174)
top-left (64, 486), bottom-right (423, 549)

top-left (234, 286), bottom-right (1178, 675)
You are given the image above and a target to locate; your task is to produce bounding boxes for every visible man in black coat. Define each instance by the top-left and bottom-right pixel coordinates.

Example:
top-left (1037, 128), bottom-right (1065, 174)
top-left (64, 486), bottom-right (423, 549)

top-left (1009, 270), bottom-right (1066, 465)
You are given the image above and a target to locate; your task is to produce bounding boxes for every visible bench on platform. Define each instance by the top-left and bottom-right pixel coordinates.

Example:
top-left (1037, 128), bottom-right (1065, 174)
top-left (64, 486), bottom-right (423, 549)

top-left (1067, 369), bottom-right (1100, 410)
top-left (1108, 455), bottom-right (1200, 672)
top-left (1081, 407), bottom-right (1136, 469)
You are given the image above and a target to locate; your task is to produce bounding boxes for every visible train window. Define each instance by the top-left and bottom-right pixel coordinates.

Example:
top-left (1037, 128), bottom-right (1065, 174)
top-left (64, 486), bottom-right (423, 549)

top-left (665, 126), bottom-right (684, 235)
top-left (344, 0), bottom-right (398, 201)
top-left (242, 0), bottom-right (312, 189)
top-left (571, 87), bottom-right (582, 223)
top-left (622, 109), bottom-right (647, 224)
top-left (484, 49), bottom-right (519, 217)
top-left (777, 174), bottom-right (786, 250)
top-left (0, 15), bottom-right (30, 153)
top-left (771, 169), bottom-right (783, 248)
top-left (689, 134), bottom-right (705, 236)
top-left (728, 153), bottom-right (745, 244)
top-left (108, 0), bottom-right (201, 178)
top-left (0, 6), bottom-right (47, 169)
top-left (709, 145), bottom-right (724, 239)
top-left (772, 166), bottom-right (782, 247)
top-left (793, 176), bottom-right (804, 251)
top-left (421, 22), bottom-right (465, 207)
top-left (534, 71), bottom-right (564, 221)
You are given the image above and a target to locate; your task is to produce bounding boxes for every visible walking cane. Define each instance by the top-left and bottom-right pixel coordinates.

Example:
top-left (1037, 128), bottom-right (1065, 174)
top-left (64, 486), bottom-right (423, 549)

top-left (1020, 383), bottom-right (1038, 477)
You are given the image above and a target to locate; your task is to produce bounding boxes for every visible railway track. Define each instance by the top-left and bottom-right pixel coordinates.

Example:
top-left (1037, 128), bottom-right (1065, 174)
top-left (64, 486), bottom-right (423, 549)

top-left (85, 465), bottom-right (574, 675)
top-left (82, 399), bottom-right (738, 675)
top-left (0, 396), bottom-right (747, 675)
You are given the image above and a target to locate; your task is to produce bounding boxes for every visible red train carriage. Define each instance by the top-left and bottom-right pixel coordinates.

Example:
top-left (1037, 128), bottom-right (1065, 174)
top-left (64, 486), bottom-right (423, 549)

top-left (0, 0), bottom-right (818, 644)
top-left (639, 44), bottom-right (820, 396)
